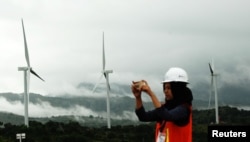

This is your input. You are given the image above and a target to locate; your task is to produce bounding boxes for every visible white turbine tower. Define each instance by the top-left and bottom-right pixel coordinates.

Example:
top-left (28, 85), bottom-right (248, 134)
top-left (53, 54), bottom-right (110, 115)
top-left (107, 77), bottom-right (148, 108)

top-left (18, 19), bottom-right (45, 127)
top-left (208, 61), bottom-right (219, 124)
top-left (92, 32), bottom-right (113, 129)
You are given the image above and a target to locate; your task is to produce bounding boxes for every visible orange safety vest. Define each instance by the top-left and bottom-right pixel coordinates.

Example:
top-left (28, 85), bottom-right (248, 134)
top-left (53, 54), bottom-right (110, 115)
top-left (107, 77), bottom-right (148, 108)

top-left (155, 107), bottom-right (192, 142)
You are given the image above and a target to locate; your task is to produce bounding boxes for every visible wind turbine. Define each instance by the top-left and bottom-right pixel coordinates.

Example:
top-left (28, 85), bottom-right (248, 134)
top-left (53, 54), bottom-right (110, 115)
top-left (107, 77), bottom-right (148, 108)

top-left (92, 32), bottom-right (113, 129)
top-left (208, 60), bottom-right (219, 124)
top-left (18, 19), bottom-right (45, 127)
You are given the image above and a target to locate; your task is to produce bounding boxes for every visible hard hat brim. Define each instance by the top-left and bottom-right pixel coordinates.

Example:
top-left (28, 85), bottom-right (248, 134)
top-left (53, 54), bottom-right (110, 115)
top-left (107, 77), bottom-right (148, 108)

top-left (161, 80), bottom-right (189, 84)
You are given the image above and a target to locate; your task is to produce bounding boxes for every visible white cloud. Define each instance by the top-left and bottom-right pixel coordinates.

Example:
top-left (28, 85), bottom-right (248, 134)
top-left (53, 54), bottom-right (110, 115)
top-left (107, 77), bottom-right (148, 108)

top-left (0, 0), bottom-right (250, 101)
top-left (0, 96), bottom-right (138, 121)
top-left (0, 97), bottom-right (99, 117)
top-left (0, 97), bottom-right (23, 115)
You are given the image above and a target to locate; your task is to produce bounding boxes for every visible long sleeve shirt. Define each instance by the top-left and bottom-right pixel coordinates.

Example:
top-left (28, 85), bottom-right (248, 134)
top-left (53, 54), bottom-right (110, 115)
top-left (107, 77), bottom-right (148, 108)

top-left (135, 104), bottom-right (190, 125)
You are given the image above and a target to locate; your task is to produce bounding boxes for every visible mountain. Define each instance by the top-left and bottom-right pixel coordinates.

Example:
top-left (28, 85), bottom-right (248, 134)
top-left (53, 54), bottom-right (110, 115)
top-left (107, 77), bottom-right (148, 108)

top-left (0, 91), bottom-right (151, 126)
top-left (0, 92), bottom-right (153, 115)
top-left (195, 82), bottom-right (249, 108)
top-left (0, 81), bottom-right (249, 125)
top-left (77, 82), bottom-right (132, 96)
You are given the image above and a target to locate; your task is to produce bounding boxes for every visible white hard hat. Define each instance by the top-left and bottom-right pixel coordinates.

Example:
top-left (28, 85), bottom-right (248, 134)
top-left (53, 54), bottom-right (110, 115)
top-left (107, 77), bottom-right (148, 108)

top-left (162, 67), bottom-right (188, 83)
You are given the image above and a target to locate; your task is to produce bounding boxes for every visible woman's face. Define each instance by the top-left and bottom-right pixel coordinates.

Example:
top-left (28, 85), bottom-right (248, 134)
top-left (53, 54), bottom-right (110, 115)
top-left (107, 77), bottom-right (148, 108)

top-left (164, 83), bottom-right (173, 100)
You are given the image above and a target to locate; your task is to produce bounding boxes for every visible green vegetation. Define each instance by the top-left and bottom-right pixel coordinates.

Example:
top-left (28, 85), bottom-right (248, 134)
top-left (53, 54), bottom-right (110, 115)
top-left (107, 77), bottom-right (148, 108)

top-left (0, 106), bottom-right (249, 142)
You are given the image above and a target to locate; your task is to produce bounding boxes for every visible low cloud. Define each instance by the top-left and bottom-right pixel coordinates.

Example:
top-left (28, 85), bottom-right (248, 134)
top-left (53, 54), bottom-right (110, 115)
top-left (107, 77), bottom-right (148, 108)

top-left (0, 96), bottom-right (137, 121)
top-left (0, 97), bottom-right (99, 118)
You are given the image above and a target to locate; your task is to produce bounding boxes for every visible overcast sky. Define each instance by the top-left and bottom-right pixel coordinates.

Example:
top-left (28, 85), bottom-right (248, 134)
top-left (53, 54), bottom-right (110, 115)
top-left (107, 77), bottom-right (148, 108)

top-left (1, 0), bottom-right (250, 98)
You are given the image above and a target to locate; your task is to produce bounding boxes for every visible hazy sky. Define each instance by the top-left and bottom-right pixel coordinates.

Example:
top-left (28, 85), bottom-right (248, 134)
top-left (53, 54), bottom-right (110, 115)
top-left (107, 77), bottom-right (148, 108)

top-left (1, 0), bottom-right (250, 98)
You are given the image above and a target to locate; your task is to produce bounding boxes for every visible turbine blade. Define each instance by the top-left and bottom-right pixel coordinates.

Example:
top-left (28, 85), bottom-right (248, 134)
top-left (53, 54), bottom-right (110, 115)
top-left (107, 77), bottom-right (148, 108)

top-left (30, 69), bottom-right (45, 81)
top-left (208, 63), bottom-right (214, 75)
top-left (103, 72), bottom-right (107, 79)
top-left (92, 74), bottom-right (103, 94)
top-left (102, 32), bottom-right (106, 70)
top-left (21, 19), bottom-right (30, 67)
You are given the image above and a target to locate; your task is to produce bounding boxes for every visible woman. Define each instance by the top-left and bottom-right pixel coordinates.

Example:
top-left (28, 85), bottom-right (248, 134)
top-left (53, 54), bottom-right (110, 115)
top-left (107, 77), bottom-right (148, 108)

top-left (131, 67), bottom-right (193, 142)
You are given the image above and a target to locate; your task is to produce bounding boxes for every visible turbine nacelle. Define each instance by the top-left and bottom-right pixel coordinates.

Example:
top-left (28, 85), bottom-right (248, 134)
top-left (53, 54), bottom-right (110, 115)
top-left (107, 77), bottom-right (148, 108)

top-left (18, 67), bottom-right (31, 71)
top-left (103, 70), bottom-right (113, 74)
top-left (209, 62), bottom-right (219, 76)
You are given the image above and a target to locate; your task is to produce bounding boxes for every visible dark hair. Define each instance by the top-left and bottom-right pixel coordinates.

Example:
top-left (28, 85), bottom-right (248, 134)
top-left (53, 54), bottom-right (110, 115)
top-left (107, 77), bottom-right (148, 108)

top-left (163, 82), bottom-right (193, 126)
top-left (164, 82), bottom-right (193, 110)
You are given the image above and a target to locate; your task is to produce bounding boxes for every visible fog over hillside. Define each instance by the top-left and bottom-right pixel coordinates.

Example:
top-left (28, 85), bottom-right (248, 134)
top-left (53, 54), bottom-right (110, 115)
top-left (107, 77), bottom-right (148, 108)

top-left (0, 81), bottom-right (249, 121)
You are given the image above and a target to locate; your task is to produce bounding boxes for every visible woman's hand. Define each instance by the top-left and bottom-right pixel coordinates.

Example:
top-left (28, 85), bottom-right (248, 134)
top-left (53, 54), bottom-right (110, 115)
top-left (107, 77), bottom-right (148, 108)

top-left (131, 80), bottom-right (152, 96)
top-left (131, 81), bottom-right (142, 98)
top-left (132, 80), bottom-right (161, 108)
top-left (140, 80), bottom-right (152, 95)
top-left (141, 80), bottom-right (161, 108)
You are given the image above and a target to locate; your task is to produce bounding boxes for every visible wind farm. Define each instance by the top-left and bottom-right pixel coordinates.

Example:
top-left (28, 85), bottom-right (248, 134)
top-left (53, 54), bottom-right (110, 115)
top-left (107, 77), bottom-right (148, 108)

top-left (1, 1), bottom-right (250, 141)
